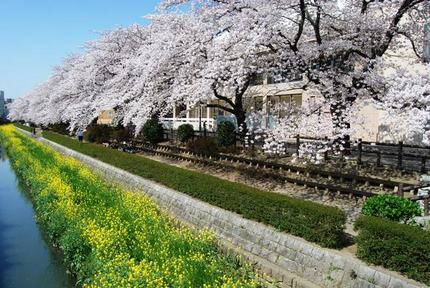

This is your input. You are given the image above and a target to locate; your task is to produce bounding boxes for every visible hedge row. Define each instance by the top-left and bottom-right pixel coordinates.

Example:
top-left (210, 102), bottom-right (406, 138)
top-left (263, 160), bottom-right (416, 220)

top-left (13, 122), bottom-right (33, 133)
top-left (42, 131), bottom-right (346, 248)
top-left (355, 216), bottom-right (430, 285)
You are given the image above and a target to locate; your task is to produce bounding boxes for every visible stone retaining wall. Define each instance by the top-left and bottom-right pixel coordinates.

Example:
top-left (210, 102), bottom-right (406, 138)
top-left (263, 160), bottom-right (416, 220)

top-left (28, 132), bottom-right (423, 288)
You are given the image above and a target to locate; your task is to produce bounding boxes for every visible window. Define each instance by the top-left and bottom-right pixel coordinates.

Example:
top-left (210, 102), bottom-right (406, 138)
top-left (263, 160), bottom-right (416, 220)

top-left (208, 100), bottom-right (232, 118)
top-left (254, 96), bottom-right (264, 111)
top-left (189, 105), bottom-right (199, 118)
top-left (276, 94), bottom-right (302, 117)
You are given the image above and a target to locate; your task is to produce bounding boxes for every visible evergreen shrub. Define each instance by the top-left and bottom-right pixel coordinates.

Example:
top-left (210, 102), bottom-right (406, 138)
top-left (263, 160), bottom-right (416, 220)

top-left (85, 124), bottom-right (112, 144)
top-left (355, 216), bottom-right (430, 285)
top-left (186, 137), bottom-right (219, 156)
top-left (177, 124), bottom-right (194, 143)
top-left (362, 194), bottom-right (422, 223)
top-left (217, 121), bottom-right (236, 147)
top-left (142, 118), bottom-right (164, 144)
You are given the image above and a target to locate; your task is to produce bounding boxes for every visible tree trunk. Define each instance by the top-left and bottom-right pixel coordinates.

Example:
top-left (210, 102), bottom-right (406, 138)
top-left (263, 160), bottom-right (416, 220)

top-left (329, 99), bottom-right (352, 155)
top-left (234, 107), bottom-right (247, 140)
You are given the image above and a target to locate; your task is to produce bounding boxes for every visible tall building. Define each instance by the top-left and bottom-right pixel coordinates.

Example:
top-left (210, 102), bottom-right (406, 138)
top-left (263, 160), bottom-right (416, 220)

top-left (5, 98), bottom-right (14, 118)
top-left (0, 91), bottom-right (5, 119)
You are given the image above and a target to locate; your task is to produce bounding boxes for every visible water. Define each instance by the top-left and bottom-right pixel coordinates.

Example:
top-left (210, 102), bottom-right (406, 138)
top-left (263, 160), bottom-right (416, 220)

top-left (0, 146), bottom-right (75, 288)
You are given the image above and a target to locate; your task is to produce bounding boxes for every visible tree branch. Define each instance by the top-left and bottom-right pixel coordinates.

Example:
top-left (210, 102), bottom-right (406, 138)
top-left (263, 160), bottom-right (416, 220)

top-left (206, 104), bottom-right (235, 114)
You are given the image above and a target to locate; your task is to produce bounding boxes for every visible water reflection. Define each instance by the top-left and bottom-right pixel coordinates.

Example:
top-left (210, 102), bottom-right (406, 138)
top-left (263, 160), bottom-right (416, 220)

top-left (0, 146), bottom-right (5, 161)
top-left (0, 146), bottom-right (75, 288)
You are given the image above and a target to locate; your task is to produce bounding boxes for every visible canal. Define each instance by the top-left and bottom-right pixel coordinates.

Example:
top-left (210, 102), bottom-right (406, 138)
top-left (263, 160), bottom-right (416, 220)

top-left (0, 146), bottom-right (75, 288)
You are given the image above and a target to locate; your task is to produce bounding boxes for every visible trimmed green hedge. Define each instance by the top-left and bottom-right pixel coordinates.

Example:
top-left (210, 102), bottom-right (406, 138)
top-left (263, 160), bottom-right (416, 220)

top-left (43, 131), bottom-right (347, 248)
top-left (355, 216), bottom-right (430, 285)
top-left (14, 122), bottom-right (33, 133)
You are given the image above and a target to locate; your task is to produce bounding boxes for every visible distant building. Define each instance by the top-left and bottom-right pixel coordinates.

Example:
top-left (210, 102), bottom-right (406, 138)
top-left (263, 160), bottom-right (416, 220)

top-left (0, 91), bottom-right (5, 119)
top-left (97, 110), bottom-right (115, 125)
top-left (5, 98), bottom-right (13, 118)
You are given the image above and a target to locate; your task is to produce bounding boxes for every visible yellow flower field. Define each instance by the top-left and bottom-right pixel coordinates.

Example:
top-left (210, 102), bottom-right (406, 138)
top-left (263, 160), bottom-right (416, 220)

top-left (0, 125), bottom-right (260, 287)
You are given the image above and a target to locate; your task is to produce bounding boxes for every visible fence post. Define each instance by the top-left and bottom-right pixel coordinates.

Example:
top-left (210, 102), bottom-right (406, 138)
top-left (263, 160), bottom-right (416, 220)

top-left (357, 138), bottom-right (362, 166)
top-left (424, 198), bottom-right (429, 216)
top-left (324, 136), bottom-right (329, 161)
top-left (397, 183), bottom-right (404, 198)
top-left (203, 122), bottom-right (207, 138)
top-left (421, 157), bottom-right (427, 174)
top-left (376, 151), bottom-right (381, 167)
top-left (397, 141), bottom-right (403, 170)
top-left (296, 134), bottom-right (300, 156)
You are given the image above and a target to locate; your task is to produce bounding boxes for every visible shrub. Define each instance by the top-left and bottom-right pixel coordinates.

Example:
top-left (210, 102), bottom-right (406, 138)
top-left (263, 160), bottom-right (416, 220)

top-left (111, 125), bottom-right (132, 143)
top-left (85, 124), bottom-right (113, 144)
top-left (217, 121), bottom-right (236, 147)
top-left (177, 124), bottom-right (194, 143)
top-left (186, 137), bottom-right (219, 156)
top-left (362, 195), bottom-right (422, 223)
top-left (355, 216), bottom-right (430, 285)
top-left (142, 118), bottom-right (164, 144)
top-left (42, 130), bottom-right (347, 248)
top-left (48, 122), bottom-right (70, 135)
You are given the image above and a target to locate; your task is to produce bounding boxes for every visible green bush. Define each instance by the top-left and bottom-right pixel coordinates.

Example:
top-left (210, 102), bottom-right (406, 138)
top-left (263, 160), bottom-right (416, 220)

top-left (42, 131), bottom-right (347, 248)
top-left (48, 122), bottom-right (70, 135)
top-left (111, 125), bottom-right (132, 143)
top-left (362, 195), bottom-right (422, 223)
top-left (142, 118), bottom-right (164, 144)
top-left (355, 216), bottom-right (430, 285)
top-left (186, 137), bottom-right (219, 156)
top-left (217, 121), bottom-right (236, 147)
top-left (85, 124), bottom-right (113, 144)
top-left (177, 124), bottom-right (194, 143)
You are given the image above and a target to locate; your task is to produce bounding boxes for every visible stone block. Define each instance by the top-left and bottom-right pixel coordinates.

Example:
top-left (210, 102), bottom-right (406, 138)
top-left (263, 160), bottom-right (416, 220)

top-left (277, 255), bottom-right (300, 274)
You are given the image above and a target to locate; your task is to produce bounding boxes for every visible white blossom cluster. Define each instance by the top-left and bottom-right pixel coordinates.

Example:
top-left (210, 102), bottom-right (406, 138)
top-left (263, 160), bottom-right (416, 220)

top-left (7, 0), bottom-right (430, 155)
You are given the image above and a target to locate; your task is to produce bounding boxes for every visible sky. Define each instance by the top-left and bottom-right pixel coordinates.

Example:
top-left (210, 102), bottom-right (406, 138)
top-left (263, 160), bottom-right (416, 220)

top-left (0, 0), bottom-right (160, 99)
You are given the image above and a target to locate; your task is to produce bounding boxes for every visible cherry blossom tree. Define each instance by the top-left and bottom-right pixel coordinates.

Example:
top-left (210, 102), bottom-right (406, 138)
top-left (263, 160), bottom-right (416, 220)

top-left (8, 0), bottom-right (430, 149)
top-left (161, 0), bottom-right (430, 145)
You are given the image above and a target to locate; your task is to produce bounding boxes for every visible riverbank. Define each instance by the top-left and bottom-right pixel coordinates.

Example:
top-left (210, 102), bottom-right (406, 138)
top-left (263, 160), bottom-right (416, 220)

top-left (0, 125), bottom-right (260, 287)
top-left (10, 125), bottom-right (429, 287)
top-left (0, 146), bottom-right (75, 288)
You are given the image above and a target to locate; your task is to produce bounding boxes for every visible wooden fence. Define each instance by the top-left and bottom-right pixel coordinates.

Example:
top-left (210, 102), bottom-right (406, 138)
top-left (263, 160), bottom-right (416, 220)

top-left (162, 128), bottom-right (430, 173)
